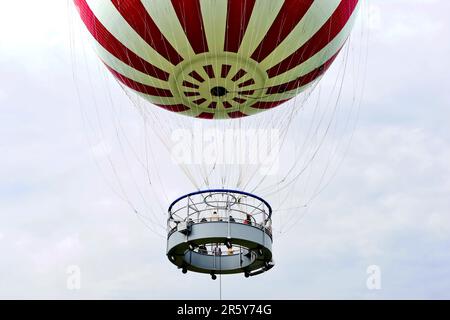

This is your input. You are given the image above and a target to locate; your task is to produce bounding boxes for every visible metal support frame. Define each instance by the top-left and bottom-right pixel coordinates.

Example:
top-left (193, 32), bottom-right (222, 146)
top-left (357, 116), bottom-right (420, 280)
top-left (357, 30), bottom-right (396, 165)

top-left (167, 189), bottom-right (274, 279)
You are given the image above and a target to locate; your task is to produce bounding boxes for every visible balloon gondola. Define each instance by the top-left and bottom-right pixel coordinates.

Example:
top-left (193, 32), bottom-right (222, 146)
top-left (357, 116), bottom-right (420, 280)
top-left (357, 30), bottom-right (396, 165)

top-left (167, 189), bottom-right (273, 279)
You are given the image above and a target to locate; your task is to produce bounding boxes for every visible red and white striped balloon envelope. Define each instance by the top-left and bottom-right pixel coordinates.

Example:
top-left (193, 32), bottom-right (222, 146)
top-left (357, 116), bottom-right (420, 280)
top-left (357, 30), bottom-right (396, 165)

top-left (74, 0), bottom-right (359, 120)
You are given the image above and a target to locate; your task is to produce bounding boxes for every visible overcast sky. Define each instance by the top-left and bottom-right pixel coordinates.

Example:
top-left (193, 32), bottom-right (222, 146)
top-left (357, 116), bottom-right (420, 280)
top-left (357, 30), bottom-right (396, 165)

top-left (1, 0), bottom-right (450, 299)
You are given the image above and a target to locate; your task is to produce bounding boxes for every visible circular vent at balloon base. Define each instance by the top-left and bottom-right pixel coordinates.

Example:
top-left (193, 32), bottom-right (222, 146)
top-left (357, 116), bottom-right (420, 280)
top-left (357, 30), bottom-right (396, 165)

top-left (169, 53), bottom-right (268, 119)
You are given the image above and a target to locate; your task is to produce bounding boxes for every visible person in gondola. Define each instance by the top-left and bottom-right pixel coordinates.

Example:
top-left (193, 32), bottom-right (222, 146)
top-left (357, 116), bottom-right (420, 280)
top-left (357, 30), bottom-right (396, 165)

top-left (210, 211), bottom-right (220, 222)
top-left (198, 244), bottom-right (208, 255)
top-left (213, 244), bottom-right (222, 256)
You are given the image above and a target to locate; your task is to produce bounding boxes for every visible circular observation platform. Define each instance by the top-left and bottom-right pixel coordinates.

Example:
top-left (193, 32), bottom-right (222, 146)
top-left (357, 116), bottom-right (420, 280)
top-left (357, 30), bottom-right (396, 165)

top-left (167, 189), bottom-right (274, 280)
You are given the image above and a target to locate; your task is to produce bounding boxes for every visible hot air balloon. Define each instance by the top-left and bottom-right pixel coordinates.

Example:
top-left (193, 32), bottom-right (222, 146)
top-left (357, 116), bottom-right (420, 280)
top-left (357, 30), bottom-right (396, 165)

top-left (72, 0), bottom-right (361, 279)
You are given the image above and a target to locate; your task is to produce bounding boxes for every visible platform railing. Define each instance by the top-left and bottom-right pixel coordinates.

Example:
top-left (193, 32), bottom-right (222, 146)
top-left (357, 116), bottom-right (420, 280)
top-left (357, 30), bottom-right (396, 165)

top-left (167, 216), bottom-right (273, 239)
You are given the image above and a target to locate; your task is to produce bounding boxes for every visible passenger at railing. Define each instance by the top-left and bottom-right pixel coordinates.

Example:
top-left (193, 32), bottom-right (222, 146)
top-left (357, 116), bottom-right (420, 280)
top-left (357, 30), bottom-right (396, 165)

top-left (266, 220), bottom-right (273, 236)
top-left (213, 244), bottom-right (222, 256)
top-left (200, 217), bottom-right (208, 223)
top-left (243, 214), bottom-right (252, 226)
top-left (227, 247), bottom-right (234, 255)
top-left (229, 215), bottom-right (235, 223)
top-left (210, 211), bottom-right (220, 222)
top-left (198, 244), bottom-right (207, 255)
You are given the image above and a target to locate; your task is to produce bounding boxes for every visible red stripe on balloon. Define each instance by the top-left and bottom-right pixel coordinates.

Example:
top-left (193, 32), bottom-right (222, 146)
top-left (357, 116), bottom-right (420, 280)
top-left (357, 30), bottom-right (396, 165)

top-left (224, 0), bottom-right (256, 53)
top-left (250, 100), bottom-right (290, 110)
top-left (250, 0), bottom-right (314, 62)
top-left (197, 112), bottom-right (215, 119)
top-left (189, 70), bottom-right (205, 83)
top-left (266, 0), bottom-right (358, 78)
top-left (228, 111), bottom-right (248, 118)
top-left (106, 65), bottom-right (173, 97)
top-left (111, 0), bottom-right (183, 66)
top-left (203, 65), bottom-right (215, 78)
top-left (73, 0), bottom-right (170, 81)
top-left (184, 92), bottom-right (200, 97)
top-left (223, 101), bottom-right (233, 109)
top-left (265, 51), bottom-right (341, 95)
top-left (182, 81), bottom-right (199, 89)
top-left (221, 65), bottom-right (232, 78)
top-left (231, 69), bottom-right (247, 82)
top-left (193, 98), bottom-right (207, 105)
top-left (237, 79), bottom-right (255, 88)
top-left (233, 97), bottom-right (247, 104)
top-left (171, 0), bottom-right (209, 54)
